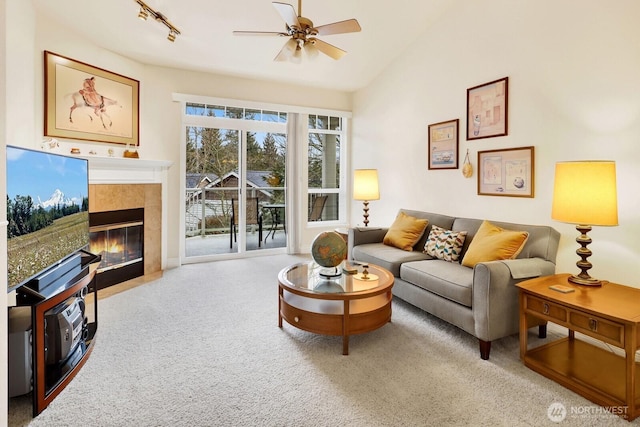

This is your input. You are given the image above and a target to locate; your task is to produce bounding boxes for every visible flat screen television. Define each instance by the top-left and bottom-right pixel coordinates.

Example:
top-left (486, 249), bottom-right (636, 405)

top-left (6, 145), bottom-right (90, 293)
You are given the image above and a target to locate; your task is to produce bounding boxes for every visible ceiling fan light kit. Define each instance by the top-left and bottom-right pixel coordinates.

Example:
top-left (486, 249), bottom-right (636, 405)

top-left (234, 0), bottom-right (361, 63)
top-left (135, 0), bottom-right (181, 42)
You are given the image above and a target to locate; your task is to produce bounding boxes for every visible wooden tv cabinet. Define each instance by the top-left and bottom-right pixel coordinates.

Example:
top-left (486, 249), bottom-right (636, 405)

top-left (15, 250), bottom-right (100, 416)
top-left (517, 274), bottom-right (640, 421)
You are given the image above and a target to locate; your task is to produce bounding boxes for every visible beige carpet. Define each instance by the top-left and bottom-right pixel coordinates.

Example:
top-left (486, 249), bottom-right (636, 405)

top-left (8, 254), bottom-right (639, 426)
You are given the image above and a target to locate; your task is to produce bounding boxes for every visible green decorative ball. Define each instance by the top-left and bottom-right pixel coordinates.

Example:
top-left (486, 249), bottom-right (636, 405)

top-left (311, 231), bottom-right (347, 268)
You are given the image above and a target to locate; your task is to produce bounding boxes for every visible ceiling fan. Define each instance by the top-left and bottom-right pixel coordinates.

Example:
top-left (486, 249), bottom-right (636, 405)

top-left (233, 0), bottom-right (361, 63)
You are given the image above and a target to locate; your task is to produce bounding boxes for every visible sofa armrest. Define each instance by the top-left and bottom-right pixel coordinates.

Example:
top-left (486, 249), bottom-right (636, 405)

top-left (471, 258), bottom-right (556, 342)
top-left (348, 227), bottom-right (388, 256)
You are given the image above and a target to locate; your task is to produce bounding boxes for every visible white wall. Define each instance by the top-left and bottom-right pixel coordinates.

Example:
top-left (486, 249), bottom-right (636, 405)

top-left (352, 0), bottom-right (640, 287)
top-left (2, 0), bottom-right (37, 421)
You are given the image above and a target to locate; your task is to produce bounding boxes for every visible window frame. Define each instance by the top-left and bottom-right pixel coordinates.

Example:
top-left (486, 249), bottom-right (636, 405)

top-left (306, 115), bottom-right (347, 225)
top-left (174, 93), bottom-right (351, 258)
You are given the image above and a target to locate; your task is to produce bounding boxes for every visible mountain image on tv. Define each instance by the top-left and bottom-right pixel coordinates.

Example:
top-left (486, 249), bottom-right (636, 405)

top-left (6, 145), bottom-right (89, 290)
top-left (38, 188), bottom-right (79, 210)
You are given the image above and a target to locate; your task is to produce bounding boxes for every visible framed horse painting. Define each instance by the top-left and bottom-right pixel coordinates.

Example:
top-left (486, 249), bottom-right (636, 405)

top-left (44, 51), bottom-right (139, 146)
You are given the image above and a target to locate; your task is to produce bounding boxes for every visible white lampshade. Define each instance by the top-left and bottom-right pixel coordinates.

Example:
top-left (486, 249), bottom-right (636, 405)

top-left (551, 161), bottom-right (618, 226)
top-left (353, 169), bottom-right (380, 201)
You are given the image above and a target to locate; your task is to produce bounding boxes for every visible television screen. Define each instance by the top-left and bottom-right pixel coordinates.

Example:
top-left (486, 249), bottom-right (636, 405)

top-left (6, 145), bottom-right (89, 293)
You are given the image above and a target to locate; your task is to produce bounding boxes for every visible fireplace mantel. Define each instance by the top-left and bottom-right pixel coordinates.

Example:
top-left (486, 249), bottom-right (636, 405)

top-left (81, 156), bottom-right (173, 184)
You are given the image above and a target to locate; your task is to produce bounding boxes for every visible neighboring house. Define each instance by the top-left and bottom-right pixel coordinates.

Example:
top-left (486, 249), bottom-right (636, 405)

top-left (185, 171), bottom-right (275, 234)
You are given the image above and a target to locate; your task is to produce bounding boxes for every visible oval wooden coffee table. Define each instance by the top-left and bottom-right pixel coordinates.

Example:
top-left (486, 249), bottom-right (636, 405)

top-left (278, 262), bottom-right (394, 355)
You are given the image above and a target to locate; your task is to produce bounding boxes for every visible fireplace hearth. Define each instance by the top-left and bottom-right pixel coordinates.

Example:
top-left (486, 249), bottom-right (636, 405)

top-left (89, 208), bottom-right (144, 290)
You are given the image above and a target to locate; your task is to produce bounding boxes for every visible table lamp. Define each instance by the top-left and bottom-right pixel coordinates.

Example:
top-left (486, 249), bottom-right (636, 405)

top-left (353, 169), bottom-right (379, 227)
top-left (551, 161), bottom-right (618, 286)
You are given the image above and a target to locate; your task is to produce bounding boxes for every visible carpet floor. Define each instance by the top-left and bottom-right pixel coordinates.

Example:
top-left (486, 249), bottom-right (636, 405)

top-left (8, 254), bottom-right (640, 426)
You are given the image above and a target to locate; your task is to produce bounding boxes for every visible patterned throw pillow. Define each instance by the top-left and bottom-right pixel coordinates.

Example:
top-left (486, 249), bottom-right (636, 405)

top-left (423, 225), bottom-right (468, 262)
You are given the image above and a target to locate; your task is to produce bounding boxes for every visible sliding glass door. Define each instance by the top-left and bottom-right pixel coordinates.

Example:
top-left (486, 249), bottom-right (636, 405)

top-left (183, 107), bottom-right (287, 259)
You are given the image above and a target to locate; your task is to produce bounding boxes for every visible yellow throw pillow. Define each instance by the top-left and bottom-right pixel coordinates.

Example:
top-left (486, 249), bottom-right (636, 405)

top-left (461, 220), bottom-right (529, 267)
top-left (383, 212), bottom-right (429, 251)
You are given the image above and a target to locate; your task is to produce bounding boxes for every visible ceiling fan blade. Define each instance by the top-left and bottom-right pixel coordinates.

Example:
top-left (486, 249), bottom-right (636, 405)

top-left (315, 19), bottom-right (361, 36)
top-left (273, 2), bottom-right (300, 28)
top-left (274, 38), bottom-right (299, 62)
top-left (308, 38), bottom-right (347, 60)
top-left (233, 31), bottom-right (288, 36)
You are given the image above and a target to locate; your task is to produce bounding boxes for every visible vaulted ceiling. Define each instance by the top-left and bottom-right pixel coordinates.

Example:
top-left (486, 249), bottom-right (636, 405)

top-left (33, 0), bottom-right (450, 92)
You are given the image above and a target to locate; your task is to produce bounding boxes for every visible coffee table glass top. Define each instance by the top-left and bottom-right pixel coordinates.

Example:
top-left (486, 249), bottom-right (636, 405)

top-left (282, 262), bottom-right (388, 294)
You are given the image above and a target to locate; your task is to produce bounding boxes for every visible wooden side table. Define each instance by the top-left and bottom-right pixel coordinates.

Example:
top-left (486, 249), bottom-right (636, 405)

top-left (517, 274), bottom-right (640, 421)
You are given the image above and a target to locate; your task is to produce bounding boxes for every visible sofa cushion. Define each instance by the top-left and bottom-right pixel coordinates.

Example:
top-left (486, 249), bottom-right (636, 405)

top-left (423, 225), bottom-right (467, 262)
top-left (383, 212), bottom-right (429, 251)
top-left (351, 243), bottom-right (431, 277)
top-left (399, 210), bottom-right (456, 251)
top-left (400, 260), bottom-right (474, 307)
top-left (461, 220), bottom-right (529, 268)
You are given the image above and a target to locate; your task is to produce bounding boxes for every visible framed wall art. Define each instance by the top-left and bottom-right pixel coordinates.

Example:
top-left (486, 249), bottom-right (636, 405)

top-left (466, 77), bottom-right (508, 140)
top-left (44, 51), bottom-right (140, 146)
top-left (428, 119), bottom-right (459, 170)
top-left (477, 146), bottom-right (534, 197)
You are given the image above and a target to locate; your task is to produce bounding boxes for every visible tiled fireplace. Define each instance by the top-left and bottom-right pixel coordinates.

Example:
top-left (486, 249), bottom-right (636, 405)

top-left (86, 156), bottom-right (172, 289)
top-left (89, 183), bottom-right (162, 288)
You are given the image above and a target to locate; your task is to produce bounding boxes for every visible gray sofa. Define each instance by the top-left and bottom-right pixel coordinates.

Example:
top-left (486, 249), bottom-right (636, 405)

top-left (348, 209), bottom-right (560, 360)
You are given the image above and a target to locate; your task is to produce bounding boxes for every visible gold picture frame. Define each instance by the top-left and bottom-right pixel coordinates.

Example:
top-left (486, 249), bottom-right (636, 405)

top-left (44, 51), bottom-right (139, 146)
top-left (477, 146), bottom-right (534, 197)
top-left (428, 119), bottom-right (459, 170)
top-left (466, 77), bottom-right (508, 140)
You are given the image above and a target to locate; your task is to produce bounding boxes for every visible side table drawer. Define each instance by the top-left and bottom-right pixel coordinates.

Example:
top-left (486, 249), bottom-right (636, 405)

top-left (569, 311), bottom-right (624, 347)
top-left (280, 300), bottom-right (343, 335)
top-left (525, 295), bottom-right (567, 323)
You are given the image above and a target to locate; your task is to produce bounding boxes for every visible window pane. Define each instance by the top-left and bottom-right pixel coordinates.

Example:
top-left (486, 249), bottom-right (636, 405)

top-left (308, 115), bottom-right (317, 129)
top-left (317, 115), bottom-right (329, 130)
top-left (209, 105), bottom-right (225, 117)
top-left (308, 194), bottom-right (338, 221)
top-left (226, 107), bottom-right (244, 119)
top-left (329, 116), bottom-right (341, 131)
top-left (245, 109), bottom-right (261, 121)
top-left (308, 133), bottom-right (340, 188)
top-left (262, 110), bottom-right (279, 122)
top-left (279, 112), bottom-right (288, 123)
top-left (186, 103), bottom-right (207, 115)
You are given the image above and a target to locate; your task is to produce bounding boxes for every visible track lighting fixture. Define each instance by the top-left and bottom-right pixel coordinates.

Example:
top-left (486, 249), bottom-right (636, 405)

top-left (134, 0), bottom-right (180, 42)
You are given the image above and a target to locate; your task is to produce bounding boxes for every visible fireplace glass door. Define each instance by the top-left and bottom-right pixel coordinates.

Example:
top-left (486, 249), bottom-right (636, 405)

top-left (90, 222), bottom-right (143, 272)
top-left (89, 208), bottom-right (145, 289)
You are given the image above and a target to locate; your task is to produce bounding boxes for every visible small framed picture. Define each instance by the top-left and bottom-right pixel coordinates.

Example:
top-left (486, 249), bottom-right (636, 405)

top-left (428, 119), bottom-right (459, 170)
top-left (477, 146), bottom-right (534, 197)
top-left (467, 77), bottom-right (508, 140)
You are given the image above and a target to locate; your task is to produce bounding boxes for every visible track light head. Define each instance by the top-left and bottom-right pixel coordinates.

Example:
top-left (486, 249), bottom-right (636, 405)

top-left (137, 8), bottom-right (148, 20)
top-left (167, 30), bottom-right (177, 42)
